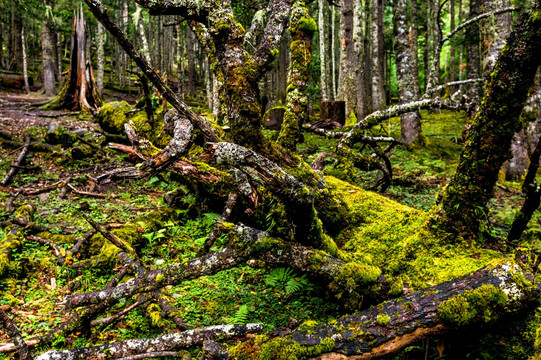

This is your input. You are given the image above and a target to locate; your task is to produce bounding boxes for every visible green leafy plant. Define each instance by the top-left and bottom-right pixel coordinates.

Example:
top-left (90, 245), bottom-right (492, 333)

top-left (265, 267), bottom-right (313, 295)
top-left (226, 304), bottom-right (250, 325)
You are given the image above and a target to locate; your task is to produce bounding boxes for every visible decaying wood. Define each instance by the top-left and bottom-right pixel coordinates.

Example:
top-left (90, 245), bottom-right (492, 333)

top-left (199, 192), bottom-right (238, 255)
top-left (35, 324), bottom-right (263, 360)
top-left (296, 263), bottom-right (538, 359)
top-left (0, 307), bottom-right (32, 360)
top-left (311, 152), bottom-right (327, 171)
top-left (0, 339), bottom-right (39, 354)
top-left (0, 138), bottom-right (30, 186)
top-left (68, 184), bottom-right (116, 199)
top-left (83, 214), bottom-right (136, 257)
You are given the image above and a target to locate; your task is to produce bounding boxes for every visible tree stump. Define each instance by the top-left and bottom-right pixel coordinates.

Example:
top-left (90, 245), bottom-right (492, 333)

top-left (320, 101), bottom-right (345, 126)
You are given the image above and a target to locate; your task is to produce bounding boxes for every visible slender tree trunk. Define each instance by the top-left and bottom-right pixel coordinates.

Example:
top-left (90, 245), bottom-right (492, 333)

top-left (331, 4), bottom-right (337, 100)
top-left (277, 0), bottom-right (315, 150)
top-left (409, 0), bottom-right (420, 98)
top-left (354, 0), bottom-right (368, 119)
top-left (465, 0), bottom-right (480, 100)
top-left (364, 0), bottom-right (373, 112)
top-left (21, 27), bottom-right (30, 94)
top-left (318, 0), bottom-right (328, 101)
top-left (449, 0), bottom-right (456, 93)
top-left (41, 11), bottom-right (57, 96)
top-left (430, 0), bottom-right (441, 95)
top-left (97, 22), bottom-right (105, 95)
top-left (338, 0), bottom-right (357, 116)
top-left (395, 0), bottom-right (422, 144)
top-left (371, 0), bottom-right (385, 109)
top-left (187, 26), bottom-right (196, 96)
top-left (11, 1), bottom-right (23, 72)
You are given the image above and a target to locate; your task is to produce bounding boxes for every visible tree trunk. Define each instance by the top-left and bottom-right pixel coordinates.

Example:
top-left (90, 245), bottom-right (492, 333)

top-left (42, 4), bottom-right (101, 112)
top-left (97, 22), bottom-right (105, 95)
top-left (41, 10), bottom-right (58, 96)
top-left (432, 8), bottom-right (541, 241)
top-left (480, 0), bottom-right (511, 79)
top-left (465, 0), bottom-right (481, 100)
top-left (186, 26), bottom-right (196, 96)
top-left (21, 27), bottom-right (30, 94)
top-left (338, 0), bottom-right (357, 117)
top-left (371, 0), bottom-right (385, 109)
top-left (394, 0), bottom-right (422, 145)
top-left (354, 0), bottom-right (368, 119)
top-left (278, 1), bottom-right (316, 150)
top-left (318, 0), bottom-right (328, 101)
top-left (409, 0), bottom-right (420, 98)
top-left (449, 0), bottom-right (456, 93)
top-left (11, 1), bottom-right (23, 72)
top-left (331, 4), bottom-right (337, 100)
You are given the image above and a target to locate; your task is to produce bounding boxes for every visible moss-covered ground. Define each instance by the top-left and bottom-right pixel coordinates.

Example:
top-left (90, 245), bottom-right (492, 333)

top-left (0, 97), bottom-right (540, 359)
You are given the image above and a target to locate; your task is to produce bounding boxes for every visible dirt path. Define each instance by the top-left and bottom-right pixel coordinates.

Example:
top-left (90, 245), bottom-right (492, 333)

top-left (0, 92), bottom-right (101, 139)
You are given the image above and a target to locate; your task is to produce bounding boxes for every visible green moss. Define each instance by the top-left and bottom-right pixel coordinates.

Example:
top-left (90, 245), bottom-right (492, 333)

top-left (296, 16), bottom-right (317, 33)
top-left (231, 335), bottom-right (335, 359)
top-left (376, 313), bottom-right (390, 326)
top-left (437, 285), bottom-right (508, 326)
top-left (326, 176), bottom-right (506, 290)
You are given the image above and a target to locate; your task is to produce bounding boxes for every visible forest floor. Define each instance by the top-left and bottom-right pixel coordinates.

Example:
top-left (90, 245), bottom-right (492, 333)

top-left (0, 91), bottom-right (537, 359)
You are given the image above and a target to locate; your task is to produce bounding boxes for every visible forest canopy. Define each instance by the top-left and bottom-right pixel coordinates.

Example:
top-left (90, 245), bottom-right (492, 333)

top-left (0, 0), bottom-right (540, 359)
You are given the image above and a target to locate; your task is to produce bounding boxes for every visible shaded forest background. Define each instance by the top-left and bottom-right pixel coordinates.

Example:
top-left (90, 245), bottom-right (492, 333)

top-left (0, 0), bottom-right (540, 359)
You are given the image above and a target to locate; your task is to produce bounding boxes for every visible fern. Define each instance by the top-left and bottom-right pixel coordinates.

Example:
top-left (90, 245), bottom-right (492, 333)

top-left (265, 267), bottom-right (294, 287)
top-left (265, 268), bottom-right (313, 294)
top-left (285, 274), bottom-right (313, 294)
top-left (226, 304), bottom-right (249, 325)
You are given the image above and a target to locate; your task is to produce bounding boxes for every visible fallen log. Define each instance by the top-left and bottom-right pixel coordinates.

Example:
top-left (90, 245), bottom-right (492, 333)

top-left (35, 324), bottom-right (263, 360)
top-left (0, 73), bottom-right (33, 90)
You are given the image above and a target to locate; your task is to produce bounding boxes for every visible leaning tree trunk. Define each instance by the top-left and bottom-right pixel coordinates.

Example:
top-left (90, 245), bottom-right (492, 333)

top-left (42, 4), bottom-right (100, 112)
top-left (432, 7), bottom-right (541, 241)
top-left (277, 1), bottom-right (316, 151)
top-left (394, 0), bottom-right (422, 145)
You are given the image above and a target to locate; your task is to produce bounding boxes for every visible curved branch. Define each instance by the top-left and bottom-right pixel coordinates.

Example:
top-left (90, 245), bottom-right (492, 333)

top-left (252, 0), bottom-right (291, 73)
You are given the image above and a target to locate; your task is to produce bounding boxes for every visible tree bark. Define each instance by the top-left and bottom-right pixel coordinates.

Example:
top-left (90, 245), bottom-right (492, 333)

top-left (318, 0), bottom-right (328, 101)
top-left (480, 0), bottom-right (511, 79)
top-left (338, 0), bottom-right (357, 117)
top-left (42, 5), bottom-right (100, 112)
top-left (371, 0), bottom-right (385, 109)
top-left (394, 0), bottom-right (422, 145)
top-left (97, 22), bottom-right (105, 95)
top-left (432, 7), bottom-right (541, 240)
top-left (0, 307), bottom-right (32, 360)
top-left (10, 1), bottom-right (23, 72)
top-left (465, 0), bottom-right (481, 100)
top-left (21, 27), bottom-right (30, 94)
top-left (277, 1), bottom-right (315, 151)
top-left (41, 6), bottom-right (58, 96)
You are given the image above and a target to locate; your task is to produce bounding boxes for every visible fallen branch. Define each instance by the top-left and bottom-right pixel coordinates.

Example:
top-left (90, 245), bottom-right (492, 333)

top-left (67, 184), bottom-right (116, 199)
top-left (198, 192), bottom-right (238, 255)
top-left (35, 324), bottom-right (263, 360)
top-left (0, 138), bottom-right (30, 186)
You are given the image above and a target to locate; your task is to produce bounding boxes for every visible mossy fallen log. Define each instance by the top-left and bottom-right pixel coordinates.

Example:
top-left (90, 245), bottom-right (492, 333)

top-left (228, 263), bottom-right (539, 359)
